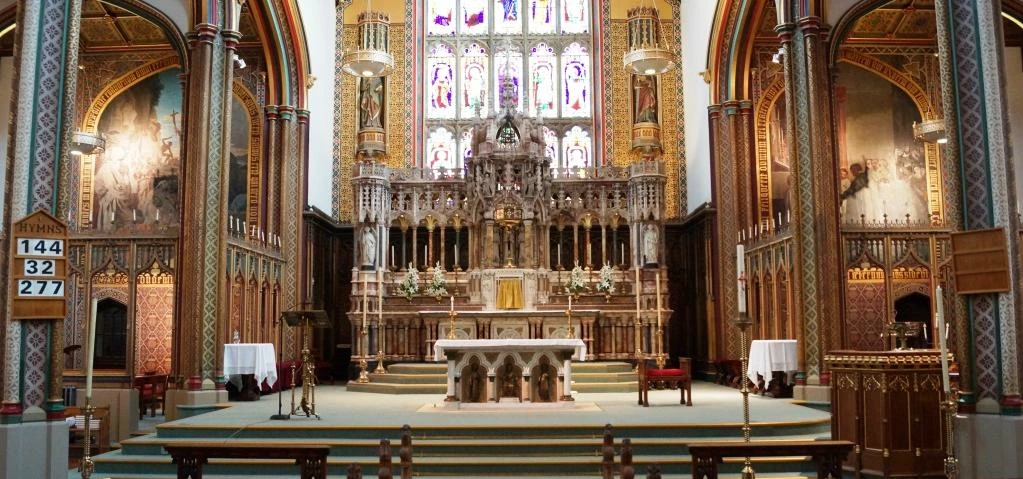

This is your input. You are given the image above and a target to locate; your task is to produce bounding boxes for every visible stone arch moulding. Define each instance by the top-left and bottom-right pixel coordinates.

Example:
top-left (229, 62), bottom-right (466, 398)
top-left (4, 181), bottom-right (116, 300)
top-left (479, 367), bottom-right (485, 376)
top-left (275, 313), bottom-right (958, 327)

top-left (753, 78), bottom-right (786, 224)
top-left (233, 82), bottom-right (264, 230)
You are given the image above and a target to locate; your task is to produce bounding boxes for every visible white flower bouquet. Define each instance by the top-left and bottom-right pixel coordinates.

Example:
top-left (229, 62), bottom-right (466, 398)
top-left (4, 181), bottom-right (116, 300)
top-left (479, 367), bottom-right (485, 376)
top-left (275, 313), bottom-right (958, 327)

top-left (566, 263), bottom-right (587, 296)
top-left (596, 262), bottom-right (615, 294)
top-left (425, 262), bottom-right (447, 298)
top-left (398, 263), bottom-right (420, 299)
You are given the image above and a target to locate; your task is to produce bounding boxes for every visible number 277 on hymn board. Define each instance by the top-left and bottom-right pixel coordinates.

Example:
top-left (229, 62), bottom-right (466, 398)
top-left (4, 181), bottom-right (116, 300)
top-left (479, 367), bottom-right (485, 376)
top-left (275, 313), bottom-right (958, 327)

top-left (10, 211), bottom-right (69, 320)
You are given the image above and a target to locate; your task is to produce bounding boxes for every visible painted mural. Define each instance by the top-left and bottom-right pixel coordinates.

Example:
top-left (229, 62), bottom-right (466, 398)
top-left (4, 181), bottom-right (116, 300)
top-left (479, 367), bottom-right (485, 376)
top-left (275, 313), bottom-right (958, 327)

top-left (837, 65), bottom-right (927, 224)
top-left (768, 93), bottom-right (791, 220)
top-left (94, 68), bottom-right (182, 231)
top-left (228, 95), bottom-right (250, 220)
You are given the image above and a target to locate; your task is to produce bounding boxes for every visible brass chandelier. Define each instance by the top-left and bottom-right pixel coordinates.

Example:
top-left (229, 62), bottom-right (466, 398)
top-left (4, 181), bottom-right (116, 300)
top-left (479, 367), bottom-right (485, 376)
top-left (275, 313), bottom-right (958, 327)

top-left (623, 6), bottom-right (676, 76)
top-left (341, 10), bottom-right (394, 78)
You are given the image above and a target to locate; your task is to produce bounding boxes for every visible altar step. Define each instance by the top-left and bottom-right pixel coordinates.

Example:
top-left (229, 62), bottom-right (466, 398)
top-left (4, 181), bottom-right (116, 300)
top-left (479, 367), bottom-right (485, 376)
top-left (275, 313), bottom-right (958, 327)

top-left (345, 361), bottom-right (638, 395)
top-left (92, 419), bottom-right (831, 478)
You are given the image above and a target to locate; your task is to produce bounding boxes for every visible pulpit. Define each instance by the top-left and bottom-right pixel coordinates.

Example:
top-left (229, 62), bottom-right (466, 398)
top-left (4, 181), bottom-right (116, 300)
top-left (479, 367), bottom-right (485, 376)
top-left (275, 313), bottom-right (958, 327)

top-left (825, 350), bottom-right (947, 477)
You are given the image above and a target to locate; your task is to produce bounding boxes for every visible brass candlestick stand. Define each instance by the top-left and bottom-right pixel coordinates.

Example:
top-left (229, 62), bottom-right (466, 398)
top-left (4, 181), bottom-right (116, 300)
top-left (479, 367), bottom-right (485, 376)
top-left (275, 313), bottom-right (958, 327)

top-left (375, 350), bottom-right (387, 374)
top-left (446, 309), bottom-right (458, 339)
top-left (943, 388), bottom-right (958, 479)
top-left (356, 327), bottom-right (370, 383)
top-left (79, 403), bottom-right (95, 478)
top-left (654, 327), bottom-right (666, 369)
top-left (565, 305), bottom-right (575, 338)
top-left (734, 312), bottom-right (755, 479)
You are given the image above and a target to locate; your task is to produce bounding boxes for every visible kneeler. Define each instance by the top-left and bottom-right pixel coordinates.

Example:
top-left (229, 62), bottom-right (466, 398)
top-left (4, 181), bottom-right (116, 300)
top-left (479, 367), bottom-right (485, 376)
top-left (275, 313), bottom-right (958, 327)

top-left (637, 357), bottom-right (693, 407)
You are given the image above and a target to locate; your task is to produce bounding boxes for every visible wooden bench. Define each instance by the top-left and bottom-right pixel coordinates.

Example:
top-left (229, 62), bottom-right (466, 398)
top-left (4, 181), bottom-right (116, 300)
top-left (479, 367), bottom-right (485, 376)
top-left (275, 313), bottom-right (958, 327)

top-left (164, 442), bottom-right (330, 479)
top-left (686, 440), bottom-right (855, 479)
top-left (65, 406), bottom-right (111, 456)
top-left (638, 357), bottom-right (692, 407)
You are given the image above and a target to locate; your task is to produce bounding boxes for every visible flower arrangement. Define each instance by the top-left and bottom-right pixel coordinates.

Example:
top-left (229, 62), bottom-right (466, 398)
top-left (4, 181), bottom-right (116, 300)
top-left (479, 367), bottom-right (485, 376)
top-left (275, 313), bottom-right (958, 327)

top-left (398, 263), bottom-right (419, 299)
top-left (596, 262), bottom-right (615, 294)
top-left (565, 262), bottom-right (587, 297)
top-left (425, 262), bottom-right (447, 298)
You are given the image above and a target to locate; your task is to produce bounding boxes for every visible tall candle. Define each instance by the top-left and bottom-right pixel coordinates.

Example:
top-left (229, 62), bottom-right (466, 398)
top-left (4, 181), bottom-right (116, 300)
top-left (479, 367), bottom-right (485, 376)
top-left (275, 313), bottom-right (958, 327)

top-left (568, 294), bottom-right (572, 311)
top-left (620, 244), bottom-right (625, 265)
top-left (936, 285), bottom-right (950, 393)
top-left (450, 295), bottom-right (454, 312)
top-left (391, 246), bottom-right (395, 268)
top-left (362, 273), bottom-right (368, 330)
top-left (655, 273), bottom-right (662, 329)
top-left (378, 270), bottom-right (383, 321)
top-left (736, 244), bottom-right (747, 313)
top-left (557, 244), bottom-right (562, 267)
top-left (635, 267), bottom-right (641, 317)
top-left (85, 298), bottom-right (98, 399)
top-left (423, 245), bottom-right (428, 265)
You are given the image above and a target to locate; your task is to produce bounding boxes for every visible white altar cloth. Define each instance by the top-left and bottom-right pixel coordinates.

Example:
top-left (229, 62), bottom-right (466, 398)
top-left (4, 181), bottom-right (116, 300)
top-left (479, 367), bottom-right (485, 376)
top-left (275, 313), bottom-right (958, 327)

top-left (433, 339), bottom-right (587, 362)
top-left (223, 343), bottom-right (278, 389)
top-left (747, 339), bottom-right (798, 384)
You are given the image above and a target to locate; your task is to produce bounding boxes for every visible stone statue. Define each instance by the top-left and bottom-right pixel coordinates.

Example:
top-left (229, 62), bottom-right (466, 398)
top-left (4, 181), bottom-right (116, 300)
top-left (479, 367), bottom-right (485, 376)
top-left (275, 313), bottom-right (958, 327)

top-left (643, 223), bottom-right (658, 264)
top-left (231, 329), bottom-right (240, 344)
top-left (362, 228), bottom-right (377, 266)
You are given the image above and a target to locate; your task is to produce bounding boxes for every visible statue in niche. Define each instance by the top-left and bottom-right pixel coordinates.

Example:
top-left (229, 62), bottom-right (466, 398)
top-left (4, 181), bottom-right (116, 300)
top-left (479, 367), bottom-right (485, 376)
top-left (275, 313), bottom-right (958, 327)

top-left (634, 75), bottom-right (658, 123)
top-left (462, 360), bottom-right (486, 402)
top-left (643, 223), bottom-right (658, 264)
top-left (499, 355), bottom-right (521, 401)
top-left (362, 228), bottom-right (377, 266)
top-left (359, 77), bottom-right (384, 129)
top-left (534, 359), bottom-right (556, 402)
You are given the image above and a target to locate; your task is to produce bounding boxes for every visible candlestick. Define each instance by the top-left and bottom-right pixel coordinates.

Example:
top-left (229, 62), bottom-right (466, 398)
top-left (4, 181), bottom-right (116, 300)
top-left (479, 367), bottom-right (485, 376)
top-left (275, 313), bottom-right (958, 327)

top-left (391, 245), bottom-right (395, 268)
top-left (568, 294), bottom-right (572, 310)
top-left (362, 273), bottom-right (369, 332)
top-left (450, 295), bottom-right (454, 312)
top-left (620, 244), bottom-right (625, 265)
top-left (736, 244), bottom-right (747, 314)
top-left (378, 270), bottom-right (383, 319)
top-left (557, 244), bottom-right (562, 267)
top-left (86, 298), bottom-right (98, 399)
top-left (423, 244), bottom-right (428, 266)
top-left (936, 285), bottom-right (950, 393)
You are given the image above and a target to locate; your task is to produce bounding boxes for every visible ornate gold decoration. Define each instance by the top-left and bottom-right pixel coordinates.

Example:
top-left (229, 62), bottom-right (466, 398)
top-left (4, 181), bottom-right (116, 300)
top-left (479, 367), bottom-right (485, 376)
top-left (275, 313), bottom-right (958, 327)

top-left (341, 11), bottom-right (394, 78)
top-left (623, 7), bottom-right (676, 76)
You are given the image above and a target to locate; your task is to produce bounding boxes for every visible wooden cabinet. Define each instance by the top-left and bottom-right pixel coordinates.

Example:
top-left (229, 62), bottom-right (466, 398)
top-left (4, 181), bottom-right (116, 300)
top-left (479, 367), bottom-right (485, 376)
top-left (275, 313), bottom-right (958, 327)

top-left (65, 406), bottom-right (111, 456)
top-left (825, 351), bottom-right (946, 478)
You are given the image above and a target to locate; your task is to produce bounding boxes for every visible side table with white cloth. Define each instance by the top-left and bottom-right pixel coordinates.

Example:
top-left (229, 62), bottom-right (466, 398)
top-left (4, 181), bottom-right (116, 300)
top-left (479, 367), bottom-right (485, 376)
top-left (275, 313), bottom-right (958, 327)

top-left (223, 343), bottom-right (278, 401)
top-left (746, 339), bottom-right (798, 397)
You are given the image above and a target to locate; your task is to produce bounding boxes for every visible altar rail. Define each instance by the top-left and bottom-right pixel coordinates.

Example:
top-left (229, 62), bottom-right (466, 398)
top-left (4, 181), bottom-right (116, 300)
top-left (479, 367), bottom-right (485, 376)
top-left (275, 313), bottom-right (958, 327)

top-left (686, 440), bottom-right (854, 479)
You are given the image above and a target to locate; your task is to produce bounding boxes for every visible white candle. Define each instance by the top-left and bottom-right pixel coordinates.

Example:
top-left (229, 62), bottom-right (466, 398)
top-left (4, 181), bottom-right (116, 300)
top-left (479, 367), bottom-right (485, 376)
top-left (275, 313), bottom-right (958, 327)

top-left (362, 273), bottom-right (369, 330)
top-left (936, 285), bottom-right (950, 394)
top-left (787, 210), bottom-right (791, 223)
top-left (86, 298), bottom-right (98, 399)
top-left (655, 273), bottom-right (662, 329)
top-left (156, 208), bottom-right (160, 221)
top-left (450, 295), bottom-right (454, 312)
top-left (133, 209), bottom-right (137, 222)
top-left (620, 244), bottom-right (625, 265)
top-left (737, 244), bottom-right (747, 314)
top-left (635, 267), bottom-right (641, 316)
top-left (557, 244), bottom-right (562, 266)
top-left (378, 270), bottom-right (383, 321)
top-left (568, 294), bottom-right (572, 311)
top-left (454, 245), bottom-right (459, 267)
top-left (391, 246), bottom-right (396, 268)
top-left (423, 245), bottom-right (428, 265)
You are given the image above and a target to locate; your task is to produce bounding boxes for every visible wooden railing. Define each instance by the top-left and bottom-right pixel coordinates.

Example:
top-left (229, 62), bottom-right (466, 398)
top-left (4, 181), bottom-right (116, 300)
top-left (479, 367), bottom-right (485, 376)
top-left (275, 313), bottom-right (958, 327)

top-left (164, 443), bottom-right (330, 479)
top-left (686, 440), bottom-right (855, 479)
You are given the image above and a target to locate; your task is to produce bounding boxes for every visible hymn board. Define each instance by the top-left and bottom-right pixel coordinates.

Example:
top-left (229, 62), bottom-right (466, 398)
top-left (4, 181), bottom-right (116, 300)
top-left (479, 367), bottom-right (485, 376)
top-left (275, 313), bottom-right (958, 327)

top-left (10, 210), bottom-right (68, 320)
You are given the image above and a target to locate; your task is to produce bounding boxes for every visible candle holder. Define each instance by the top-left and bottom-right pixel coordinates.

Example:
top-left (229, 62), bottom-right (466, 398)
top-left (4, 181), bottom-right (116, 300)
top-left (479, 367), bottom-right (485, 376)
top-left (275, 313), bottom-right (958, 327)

top-left (356, 329), bottom-right (370, 383)
top-left (733, 312), bottom-right (755, 479)
top-left (374, 350), bottom-right (386, 374)
top-left (79, 402), bottom-right (95, 479)
top-left (565, 308), bottom-right (575, 338)
top-left (446, 309), bottom-right (458, 339)
top-left (942, 388), bottom-right (959, 479)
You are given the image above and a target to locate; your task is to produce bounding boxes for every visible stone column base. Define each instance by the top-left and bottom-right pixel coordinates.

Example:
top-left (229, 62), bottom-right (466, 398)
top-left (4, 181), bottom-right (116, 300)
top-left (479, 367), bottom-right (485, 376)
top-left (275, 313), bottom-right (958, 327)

top-left (956, 414), bottom-right (1023, 479)
top-left (793, 384), bottom-right (830, 403)
top-left (0, 420), bottom-right (68, 479)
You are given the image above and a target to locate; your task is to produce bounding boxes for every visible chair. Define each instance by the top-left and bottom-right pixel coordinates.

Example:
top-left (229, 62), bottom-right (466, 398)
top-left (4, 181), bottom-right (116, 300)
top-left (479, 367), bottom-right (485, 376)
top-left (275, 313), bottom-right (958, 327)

top-left (133, 373), bottom-right (168, 419)
top-left (637, 357), bottom-right (692, 407)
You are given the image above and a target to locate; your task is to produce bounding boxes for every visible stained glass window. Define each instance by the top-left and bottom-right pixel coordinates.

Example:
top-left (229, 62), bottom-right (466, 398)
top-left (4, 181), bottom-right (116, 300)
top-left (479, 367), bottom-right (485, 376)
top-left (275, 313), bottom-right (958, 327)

top-left (528, 42), bottom-right (557, 118)
top-left (428, 0), bottom-right (455, 35)
top-left (560, 0), bottom-right (588, 33)
top-left (494, 48), bottom-right (523, 111)
top-left (562, 126), bottom-right (590, 169)
top-left (422, 0), bottom-right (594, 170)
top-left (461, 0), bottom-right (487, 35)
top-left (528, 0), bottom-right (555, 34)
top-left (494, 0), bottom-right (521, 34)
top-left (561, 42), bottom-right (590, 118)
top-left (428, 127), bottom-right (458, 172)
top-left (543, 126), bottom-right (559, 164)
top-left (462, 43), bottom-right (489, 116)
top-left (427, 43), bottom-right (456, 119)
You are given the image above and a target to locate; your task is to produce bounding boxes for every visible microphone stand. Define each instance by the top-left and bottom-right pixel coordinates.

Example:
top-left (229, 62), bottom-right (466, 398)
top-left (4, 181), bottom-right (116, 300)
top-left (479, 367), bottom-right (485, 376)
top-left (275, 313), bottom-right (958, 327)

top-left (270, 314), bottom-right (290, 420)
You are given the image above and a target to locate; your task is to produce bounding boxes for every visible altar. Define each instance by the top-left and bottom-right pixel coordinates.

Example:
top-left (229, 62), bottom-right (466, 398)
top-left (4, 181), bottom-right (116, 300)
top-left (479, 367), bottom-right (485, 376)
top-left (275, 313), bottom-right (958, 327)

top-left (434, 339), bottom-right (586, 404)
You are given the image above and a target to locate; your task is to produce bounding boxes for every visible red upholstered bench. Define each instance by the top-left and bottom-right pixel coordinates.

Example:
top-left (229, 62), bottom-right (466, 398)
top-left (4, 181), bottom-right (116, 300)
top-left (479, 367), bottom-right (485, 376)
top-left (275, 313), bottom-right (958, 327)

top-left (638, 357), bottom-right (693, 407)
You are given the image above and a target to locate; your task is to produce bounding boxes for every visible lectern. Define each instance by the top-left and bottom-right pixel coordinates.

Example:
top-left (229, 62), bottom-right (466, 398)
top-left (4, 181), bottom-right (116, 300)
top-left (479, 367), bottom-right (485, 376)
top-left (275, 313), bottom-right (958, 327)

top-left (281, 310), bottom-right (329, 419)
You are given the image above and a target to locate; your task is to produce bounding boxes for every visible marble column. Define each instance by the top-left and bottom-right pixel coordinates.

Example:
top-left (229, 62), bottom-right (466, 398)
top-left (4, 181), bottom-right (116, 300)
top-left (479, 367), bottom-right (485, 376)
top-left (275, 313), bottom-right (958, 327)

top-left (934, 0), bottom-right (1021, 415)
